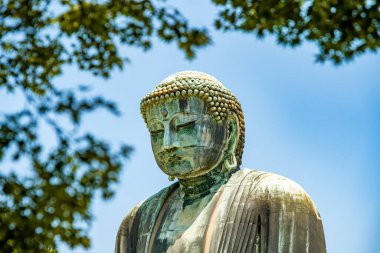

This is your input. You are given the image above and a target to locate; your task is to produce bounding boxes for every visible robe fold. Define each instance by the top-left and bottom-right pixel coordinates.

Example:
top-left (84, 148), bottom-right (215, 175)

top-left (115, 169), bottom-right (326, 253)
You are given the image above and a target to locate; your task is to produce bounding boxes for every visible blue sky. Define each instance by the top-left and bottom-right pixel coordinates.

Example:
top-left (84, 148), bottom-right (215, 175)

top-left (2, 1), bottom-right (379, 252)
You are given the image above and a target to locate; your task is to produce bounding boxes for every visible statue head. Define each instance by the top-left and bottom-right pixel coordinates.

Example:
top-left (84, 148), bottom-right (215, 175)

top-left (140, 71), bottom-right (245, 179)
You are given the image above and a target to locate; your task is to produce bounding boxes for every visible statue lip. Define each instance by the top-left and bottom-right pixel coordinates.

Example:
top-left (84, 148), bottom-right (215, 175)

top-left (167, 155), bottom-right (182, 164)
top-left (159, 145), bottom-right (209, 155)
top-left (158, 145), bottom-right (209, 162)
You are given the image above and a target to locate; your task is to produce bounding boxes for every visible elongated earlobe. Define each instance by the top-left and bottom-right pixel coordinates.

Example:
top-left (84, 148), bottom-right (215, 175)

top-left (224, 152), bottom-right (237, 171)
top-left (223, 114), bottom-right (239, 172)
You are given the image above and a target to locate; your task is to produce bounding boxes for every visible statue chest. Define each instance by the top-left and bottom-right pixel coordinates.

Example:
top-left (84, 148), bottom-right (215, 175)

top-left (131, 171), bottom-right (266, 253)
top-left (149, 188), bottom-right (221, 253)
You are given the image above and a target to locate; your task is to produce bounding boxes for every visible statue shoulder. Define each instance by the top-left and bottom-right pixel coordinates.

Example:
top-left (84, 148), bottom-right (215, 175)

top-left (116, 203), bottom-right (141, 239)
top-left (115, 183), bottom-right (178, 252)
top-left (137, 182), bottom-right (179, 211)
top-left (231, 169), bottom-right (321, 218)
top-left (120, 182), bottom-right (178, 224)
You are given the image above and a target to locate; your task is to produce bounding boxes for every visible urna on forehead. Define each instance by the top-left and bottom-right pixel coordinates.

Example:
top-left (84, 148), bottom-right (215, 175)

top-left (140, 70), bottom-right (246, 166)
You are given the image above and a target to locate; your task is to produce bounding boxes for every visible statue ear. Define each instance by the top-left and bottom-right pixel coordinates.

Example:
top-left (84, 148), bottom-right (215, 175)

top-left (226, 113), bottom-right (239, 152)
top-left (223, 113), bottom-right (239, 171)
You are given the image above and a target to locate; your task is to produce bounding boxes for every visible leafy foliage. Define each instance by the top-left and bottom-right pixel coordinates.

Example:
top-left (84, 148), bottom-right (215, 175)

top-left (0, 0), bottom-right (210, 252)
top-left (212, 0), bottom-right (380, 64)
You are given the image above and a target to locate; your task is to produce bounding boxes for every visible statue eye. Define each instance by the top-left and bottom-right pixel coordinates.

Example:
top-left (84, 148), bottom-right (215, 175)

top-left (148, 122), bottom-right (164, 135)
top-left (175, 120), bottom-right (197, 130)
top-left (150, 129), bottom-right (164, 135)
top-left (172, 114), bottom-right (199, 131)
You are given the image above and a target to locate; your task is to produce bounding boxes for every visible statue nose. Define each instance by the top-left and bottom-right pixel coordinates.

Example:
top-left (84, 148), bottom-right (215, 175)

top-left (162, 126), bottom-right (175, 150)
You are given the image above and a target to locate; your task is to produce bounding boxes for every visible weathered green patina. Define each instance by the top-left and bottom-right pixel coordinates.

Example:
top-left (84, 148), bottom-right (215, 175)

top-left (115, 71), bottom-right (326, 253)
top-left (146, 96), bottom-right (238, 179)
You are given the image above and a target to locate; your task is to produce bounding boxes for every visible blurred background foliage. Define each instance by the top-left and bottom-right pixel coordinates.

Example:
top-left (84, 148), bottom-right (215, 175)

top-left (212, 0), bottom-right (380, 63)
top-left (0, 0), bottom-right (378, 252)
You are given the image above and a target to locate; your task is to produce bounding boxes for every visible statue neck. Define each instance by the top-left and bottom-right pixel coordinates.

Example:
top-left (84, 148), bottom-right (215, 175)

top-left (177, 164), bottom-right (236, 206)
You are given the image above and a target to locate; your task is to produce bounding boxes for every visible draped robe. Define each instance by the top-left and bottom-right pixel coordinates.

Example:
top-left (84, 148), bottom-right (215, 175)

top-left (115, 169), bottom-right (326, 253)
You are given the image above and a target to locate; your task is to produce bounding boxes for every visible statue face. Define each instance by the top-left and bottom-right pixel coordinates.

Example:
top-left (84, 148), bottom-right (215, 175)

top-left (145, 97), bottom-right (227, 179)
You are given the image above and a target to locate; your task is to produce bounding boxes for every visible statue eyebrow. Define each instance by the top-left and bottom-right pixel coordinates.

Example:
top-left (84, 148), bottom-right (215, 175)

top-left (170, 112), bottom-right (198, 119)
top-left (147, 118), bottom-right (162, 124)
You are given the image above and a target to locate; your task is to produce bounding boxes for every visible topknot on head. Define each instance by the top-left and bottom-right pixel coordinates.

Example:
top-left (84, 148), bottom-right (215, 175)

top-left (158, 71), bottom-right (226, 89)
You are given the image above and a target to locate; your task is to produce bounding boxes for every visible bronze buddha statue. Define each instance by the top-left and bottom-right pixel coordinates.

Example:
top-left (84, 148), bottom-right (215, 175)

top-left (115, 71), bottom-right (326, 253)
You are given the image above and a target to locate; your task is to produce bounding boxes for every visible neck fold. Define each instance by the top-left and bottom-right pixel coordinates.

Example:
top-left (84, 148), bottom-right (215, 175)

top-left (177, 164), bottom-right (236, 205)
